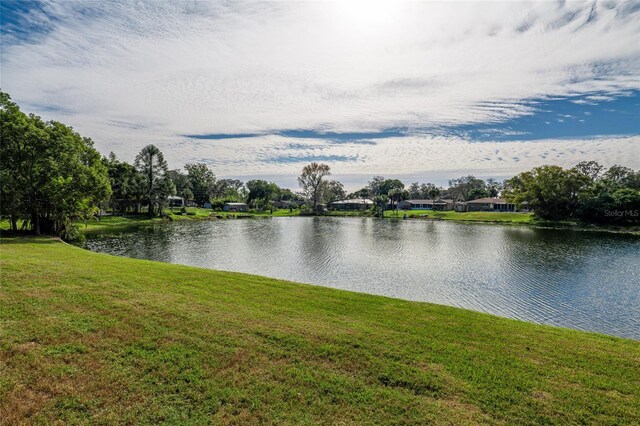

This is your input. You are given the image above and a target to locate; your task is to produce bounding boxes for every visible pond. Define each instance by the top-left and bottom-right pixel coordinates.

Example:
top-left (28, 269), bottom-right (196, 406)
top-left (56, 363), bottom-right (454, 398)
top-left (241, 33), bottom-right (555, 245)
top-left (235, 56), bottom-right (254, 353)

top-left (84, 217), bottom-right (640, 339)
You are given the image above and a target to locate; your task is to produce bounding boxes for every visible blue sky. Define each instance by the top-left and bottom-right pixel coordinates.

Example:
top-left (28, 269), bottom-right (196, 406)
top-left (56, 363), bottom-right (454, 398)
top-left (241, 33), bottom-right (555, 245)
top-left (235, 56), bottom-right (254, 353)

top-left (1, 0), bottom-right (639, 188)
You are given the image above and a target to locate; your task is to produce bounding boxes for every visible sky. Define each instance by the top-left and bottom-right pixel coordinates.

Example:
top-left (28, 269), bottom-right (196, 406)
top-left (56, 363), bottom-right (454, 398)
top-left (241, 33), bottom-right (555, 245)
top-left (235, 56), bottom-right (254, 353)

top-left (1, 0), bottom-right (639, 189)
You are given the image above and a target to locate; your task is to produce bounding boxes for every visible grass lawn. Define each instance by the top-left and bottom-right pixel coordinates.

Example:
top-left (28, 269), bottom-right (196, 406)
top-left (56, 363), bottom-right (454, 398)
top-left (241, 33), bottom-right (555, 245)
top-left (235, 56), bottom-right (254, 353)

top-left (74, 208), bottom-right (216, 234)
top-left (1, 237), bottom-right (638, 424)
top-left (384, 209), bottom-right (535, 223)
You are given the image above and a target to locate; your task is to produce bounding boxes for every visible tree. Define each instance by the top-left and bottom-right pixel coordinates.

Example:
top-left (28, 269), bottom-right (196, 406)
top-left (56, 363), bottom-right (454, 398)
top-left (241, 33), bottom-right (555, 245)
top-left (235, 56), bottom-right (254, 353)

top-left (372, 194), bottom-right (389, 217)
top-left (104, 153), bottom-right (144, 214)
top-left (378, 179), bottom-right (405, 197)
top-left (298, 162), bottom-right (331, 209)
top-left (602, 165), bottom-right (640, 190)
top-left (485, 178), bottom-right (502, 198)
top-left (503, 165), bottom-right (591, 220)
top-left (428, 186), bottom-right (441, 201)
top-left (348, 187), bottom-right (370, 199)
top-left (573, 161), bottom-right (604, 181)
top-left (246, 179), bottom-right (279, 209)
top-left (134, 145), bottom-right (171, 217)
top-left (166, 169), bottom-right (192, 199)
top-left (184, 163), bottom-right (216, 206)
top-left (367, 176), bottom-right (385, 197)
top-left (322, 180), bottom-right (346, 204)
top-left (448, 175), bottom-right (486, 201)
top-left (0, 91), bottom-right (111, 235)
top-left (388, 188), bottom-right (409, 213)
top-left (213, 179), bottom-right (245, 200)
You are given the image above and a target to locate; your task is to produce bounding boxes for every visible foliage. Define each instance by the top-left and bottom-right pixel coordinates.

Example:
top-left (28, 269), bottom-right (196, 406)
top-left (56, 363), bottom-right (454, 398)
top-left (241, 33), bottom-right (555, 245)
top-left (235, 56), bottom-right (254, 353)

top-left (504, 162), bottom-right (640, 224)
top-left (0, 92), bottom-right (111, 235)
top-left (408, 182), bottom-right (440, 199)
top-left (246, 179), bottom-right (281, 209)
top-left (298, 162), bottom-right (331, 208)
top-left (184, 163), bottom-right (216, 206)
top-left (388, 188), bottom-right (409, 209)
top-left (376, 178), bottom-right (405, 196)
top-left (348, 187), bottom-right (370, 199)
top-left (322, 180), bottom-right (346, 204)
top-left (448, 175), bottom-right (486, 202)
top-left (104, 153), bottom-right (146, 214)
top-left (166, 169), bottom-right (193, 202)
top-left (134, 145), bottom-right (173, 217)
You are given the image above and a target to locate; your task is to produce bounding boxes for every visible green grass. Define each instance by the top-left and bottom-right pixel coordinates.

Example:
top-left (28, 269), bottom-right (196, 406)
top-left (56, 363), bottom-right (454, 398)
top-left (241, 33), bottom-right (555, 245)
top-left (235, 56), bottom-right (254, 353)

top-left (384, 209), bottom-right (535, 223)
top-left (76, 208), bottom-right (215, 233)
top-left (1, 237), bottom-right (638, 424)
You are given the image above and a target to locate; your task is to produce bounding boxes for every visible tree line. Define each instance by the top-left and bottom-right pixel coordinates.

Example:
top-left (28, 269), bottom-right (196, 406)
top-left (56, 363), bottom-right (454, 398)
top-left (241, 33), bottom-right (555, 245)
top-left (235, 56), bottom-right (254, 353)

top-left (504, 162), bottom-right (640, 224)
top-left (2, 91), bottom-right (639, 236)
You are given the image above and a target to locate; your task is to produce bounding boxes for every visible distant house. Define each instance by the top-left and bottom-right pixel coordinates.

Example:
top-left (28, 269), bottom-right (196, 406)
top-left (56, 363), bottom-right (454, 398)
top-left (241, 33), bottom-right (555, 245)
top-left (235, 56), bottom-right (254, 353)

top-left (167, 195), bottom-right (184, 207)
top-left (223, 202), bottom-right (248, 212)
top-left (462, 197), bottom-right (516, 212)
top-left (397, 199), bottom-right (454, 211)
top-left (329, 198), bottom-right (374, 210)
top-left (454, 202), bottom-right (467, 212)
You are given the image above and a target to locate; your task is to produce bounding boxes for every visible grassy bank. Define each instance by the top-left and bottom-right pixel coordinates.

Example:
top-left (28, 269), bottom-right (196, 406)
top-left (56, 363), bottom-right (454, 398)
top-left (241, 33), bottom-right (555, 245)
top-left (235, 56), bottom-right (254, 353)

top-left (1, 238), bottom-right (638, 424)
top-left (383, 209), bottom-right (535, 223)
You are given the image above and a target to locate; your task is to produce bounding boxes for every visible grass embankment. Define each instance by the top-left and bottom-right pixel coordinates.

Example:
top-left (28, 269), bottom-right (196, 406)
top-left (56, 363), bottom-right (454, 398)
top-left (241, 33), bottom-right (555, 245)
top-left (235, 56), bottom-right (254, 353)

top-left (384, 210), bottom-right (535, 223)
top-left (75, 208), bottom-right (302, 234)
top-left (1, 238), bottom-right (638, 424)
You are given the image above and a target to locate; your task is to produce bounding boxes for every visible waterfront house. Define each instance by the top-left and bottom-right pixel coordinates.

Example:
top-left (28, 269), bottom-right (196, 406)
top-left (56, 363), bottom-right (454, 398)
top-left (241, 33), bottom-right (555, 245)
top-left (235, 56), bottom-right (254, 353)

top-left (329, 198), bottom-right (374, 210)
top-left (463, 197), bottom-right (516, 212)
top-left (223, 202), bottom-right (249, 212)
top-left (167, 195), bottom-right (184, 207)
top-left (397, 199), bottom-right (454, 211)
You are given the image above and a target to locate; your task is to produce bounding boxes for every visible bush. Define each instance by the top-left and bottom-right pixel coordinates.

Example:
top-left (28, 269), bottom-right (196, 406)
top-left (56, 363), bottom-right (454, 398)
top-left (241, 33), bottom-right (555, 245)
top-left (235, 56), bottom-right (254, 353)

top-left (61, 224), bottom-right (86, 244)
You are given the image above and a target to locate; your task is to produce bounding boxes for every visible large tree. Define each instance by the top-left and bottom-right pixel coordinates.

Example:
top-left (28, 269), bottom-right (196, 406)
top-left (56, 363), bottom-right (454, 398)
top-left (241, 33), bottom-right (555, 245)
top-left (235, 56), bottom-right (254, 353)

top-left (0, 91), bottom-right (111, 235)
top-left (184, 163), bottom-right (216, 206)
top-left (448, 175), bottom-right (486, 201)
top-left (166, 169), bottom-right (192, 202)
top-left (104, 153), bottom-right (144, 214)
top-left (298, 162), bottom-right (331, 209)
top-left (503, 165), bottom-right (591, 220)
top-left (246, 179), bottom-right (280, 208)
top-left (322, 180), bottom-right (346, 204)
top-left (134, 144), bottom-right (172, 217)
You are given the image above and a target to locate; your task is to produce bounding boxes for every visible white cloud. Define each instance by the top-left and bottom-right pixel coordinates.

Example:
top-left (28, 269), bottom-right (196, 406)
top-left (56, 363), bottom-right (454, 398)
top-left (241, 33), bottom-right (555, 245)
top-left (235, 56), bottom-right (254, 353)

top-left (1, 0), bottom-right (639, 185)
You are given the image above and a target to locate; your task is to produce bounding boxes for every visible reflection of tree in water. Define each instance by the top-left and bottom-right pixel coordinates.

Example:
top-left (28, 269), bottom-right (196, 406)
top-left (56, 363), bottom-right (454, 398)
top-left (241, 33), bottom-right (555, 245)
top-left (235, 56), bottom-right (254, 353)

top-left (131, 224), bottom-right (175, 263)
top-left (502, 227), bottom-right (611, 271)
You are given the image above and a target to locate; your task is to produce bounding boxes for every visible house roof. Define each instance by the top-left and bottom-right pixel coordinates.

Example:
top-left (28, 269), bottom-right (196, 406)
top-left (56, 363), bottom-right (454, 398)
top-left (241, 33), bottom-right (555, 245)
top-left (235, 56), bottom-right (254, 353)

top-left (466, 197), bottom-right (509, 204)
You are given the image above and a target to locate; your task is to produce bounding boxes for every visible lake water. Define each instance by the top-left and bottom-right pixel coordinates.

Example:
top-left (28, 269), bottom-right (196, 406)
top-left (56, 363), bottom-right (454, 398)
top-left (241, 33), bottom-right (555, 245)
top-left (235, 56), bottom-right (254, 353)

top-left (84, 217), bottom-right (640, 339)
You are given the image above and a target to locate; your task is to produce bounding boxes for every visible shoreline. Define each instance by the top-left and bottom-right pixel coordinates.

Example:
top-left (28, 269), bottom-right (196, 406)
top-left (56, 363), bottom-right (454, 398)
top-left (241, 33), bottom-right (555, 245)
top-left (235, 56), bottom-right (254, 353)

top-left (75, 209), bottom-right (640, 236)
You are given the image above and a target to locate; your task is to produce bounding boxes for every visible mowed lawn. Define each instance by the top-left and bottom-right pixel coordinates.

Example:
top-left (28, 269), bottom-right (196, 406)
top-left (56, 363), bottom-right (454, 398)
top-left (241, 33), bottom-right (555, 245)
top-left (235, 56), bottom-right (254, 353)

top-left (384, 210), bottom-right (535, 223)
top-left (1, 238), bottom-right (638, 424)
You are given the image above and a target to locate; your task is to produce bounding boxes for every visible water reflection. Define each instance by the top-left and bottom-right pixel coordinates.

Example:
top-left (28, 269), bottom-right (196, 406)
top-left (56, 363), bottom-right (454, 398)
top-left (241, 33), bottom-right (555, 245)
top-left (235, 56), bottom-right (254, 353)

top-left (85, 217), bottom-right (640, 339)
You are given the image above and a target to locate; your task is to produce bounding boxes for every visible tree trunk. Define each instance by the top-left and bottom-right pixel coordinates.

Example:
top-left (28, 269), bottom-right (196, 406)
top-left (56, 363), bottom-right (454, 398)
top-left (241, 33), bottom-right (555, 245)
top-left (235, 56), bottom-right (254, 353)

top-left (33, 212), bottom-right (41, 235)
